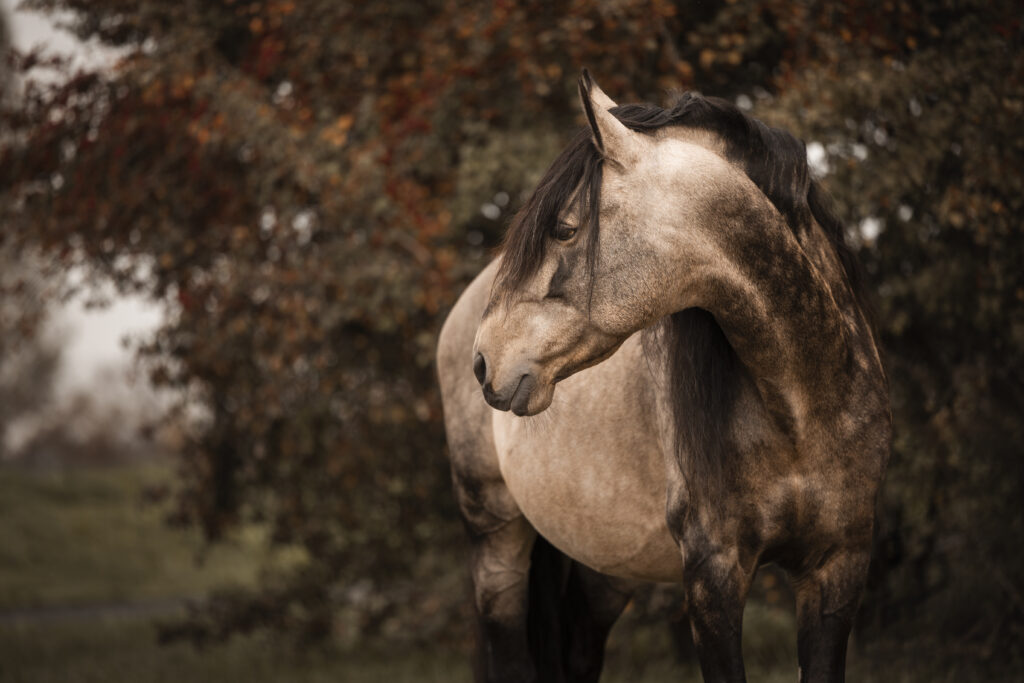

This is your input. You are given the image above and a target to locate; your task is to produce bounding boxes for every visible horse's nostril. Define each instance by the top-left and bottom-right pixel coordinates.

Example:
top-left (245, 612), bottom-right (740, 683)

top-left (473, 352), bottom-right (487, 386)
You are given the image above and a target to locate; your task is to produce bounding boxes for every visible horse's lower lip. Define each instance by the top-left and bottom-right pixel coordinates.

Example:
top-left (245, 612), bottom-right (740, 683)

top-left (509, 374), bottom-right (536, 416)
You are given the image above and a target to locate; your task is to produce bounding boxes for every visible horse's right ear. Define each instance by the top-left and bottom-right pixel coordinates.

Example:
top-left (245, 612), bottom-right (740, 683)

top-left (577, 69), bottom-right (640, 168)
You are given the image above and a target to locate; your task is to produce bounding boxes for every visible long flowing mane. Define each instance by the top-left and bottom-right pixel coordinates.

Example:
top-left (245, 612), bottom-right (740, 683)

top-left (495, 92), bottom-right (873, 505)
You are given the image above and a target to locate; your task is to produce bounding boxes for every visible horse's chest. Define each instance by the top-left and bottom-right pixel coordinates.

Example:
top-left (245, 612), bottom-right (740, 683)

top-left (491, 348), bottom-right (682, 583)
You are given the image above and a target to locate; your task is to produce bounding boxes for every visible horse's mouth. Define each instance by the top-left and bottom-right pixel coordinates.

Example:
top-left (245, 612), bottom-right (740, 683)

top-left (509, 374), bottom-right (537, 416)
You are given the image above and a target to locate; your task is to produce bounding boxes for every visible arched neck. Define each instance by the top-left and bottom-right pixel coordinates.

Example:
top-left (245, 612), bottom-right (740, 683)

top-left (683, 211), bottom-right (855, 434)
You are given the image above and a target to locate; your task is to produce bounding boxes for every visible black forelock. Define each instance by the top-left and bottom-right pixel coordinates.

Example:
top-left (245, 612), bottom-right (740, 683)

top-left (494, 127), bottom-right (603, 303)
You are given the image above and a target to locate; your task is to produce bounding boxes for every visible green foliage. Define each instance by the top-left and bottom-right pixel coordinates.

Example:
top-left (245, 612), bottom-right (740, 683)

top-left (1, 0), bottom-right (1021, 657)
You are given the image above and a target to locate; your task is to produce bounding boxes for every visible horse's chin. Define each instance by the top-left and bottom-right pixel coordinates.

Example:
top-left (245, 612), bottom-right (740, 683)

top-left (510, 379), bottom-right (555, 417)
top-left (511, 347), bottom-right (618, 417)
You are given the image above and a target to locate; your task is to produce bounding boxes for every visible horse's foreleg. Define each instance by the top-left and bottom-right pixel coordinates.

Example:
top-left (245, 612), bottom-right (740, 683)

top-left (683, 555), bottom-right (750, 683)
top-left (468, 513), bottom-right (537, 683)
top-left (792, 548), bottom-right (870, 683)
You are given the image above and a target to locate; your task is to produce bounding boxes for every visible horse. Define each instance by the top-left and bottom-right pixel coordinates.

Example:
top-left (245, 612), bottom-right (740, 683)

top-left (436, 70), bottom-right (890, 683)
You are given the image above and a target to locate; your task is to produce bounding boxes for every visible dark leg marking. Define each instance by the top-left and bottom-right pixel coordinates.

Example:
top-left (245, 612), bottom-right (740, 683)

top-left (685, 556), bottom-right (750, 683)
top-left (793, 549), bottom-right (871, 683)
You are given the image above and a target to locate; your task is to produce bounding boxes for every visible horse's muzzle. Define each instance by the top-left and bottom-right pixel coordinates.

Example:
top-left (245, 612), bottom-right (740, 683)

top-left (508, 374), bottom-right (537, 416)
top-left (481, 372), bottom-right (535, 415)
top-left (475, 351), bottom-right (541, 416)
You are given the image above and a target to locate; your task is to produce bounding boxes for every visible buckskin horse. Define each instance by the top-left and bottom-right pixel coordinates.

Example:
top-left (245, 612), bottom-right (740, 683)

top-left (437, 71), bottom-right (890, 683)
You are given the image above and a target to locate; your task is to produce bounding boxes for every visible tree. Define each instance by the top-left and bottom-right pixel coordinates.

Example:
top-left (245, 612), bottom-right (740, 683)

top-left (0, 256), bottom-right (62, 462)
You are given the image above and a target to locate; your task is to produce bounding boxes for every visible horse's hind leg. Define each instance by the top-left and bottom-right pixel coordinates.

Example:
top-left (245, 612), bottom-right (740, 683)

top-left (560, 562), bottom-right (634, 683)
top-left (527, 537), bottom-right (634, 682)
top-left (456, 472), bottom-right (633, 683)
top-left (792, 547), bottom-right (871, 683)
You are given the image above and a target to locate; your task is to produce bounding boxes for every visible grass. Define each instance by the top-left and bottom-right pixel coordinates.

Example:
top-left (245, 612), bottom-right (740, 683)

top-left (0, 460), bottom-right (1017, 682)
top-left (2, 616), bottom-right (1016, 683)
top-left (0, 619), bottom-right (472, 683)
top-left (0, 616), bottom-right (754, 683)
top-left (598, 601), bottom-right (799, 683)
top-left (0, 462), bottom-right (262, 610)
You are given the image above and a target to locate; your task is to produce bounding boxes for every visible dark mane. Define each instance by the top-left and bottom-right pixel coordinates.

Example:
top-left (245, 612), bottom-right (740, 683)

top-left (495, 92), bottom-right (873, 509)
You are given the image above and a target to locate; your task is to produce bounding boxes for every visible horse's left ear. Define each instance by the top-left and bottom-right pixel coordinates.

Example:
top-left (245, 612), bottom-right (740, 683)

top-left (578, 69), bottom-right (641, 168)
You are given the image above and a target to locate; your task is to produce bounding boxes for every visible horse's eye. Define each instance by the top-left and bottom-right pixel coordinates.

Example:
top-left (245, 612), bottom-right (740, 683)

top-left (553, 223), bottom-right (577, 241)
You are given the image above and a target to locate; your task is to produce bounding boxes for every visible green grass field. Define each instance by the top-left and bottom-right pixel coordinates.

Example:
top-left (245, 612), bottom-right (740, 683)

top-left (0, 463), bottom-right (262, 610)
top-left (0, 619), bottom-right (472, 683)
top-left (0, 462), bottom-right (477, 683)
top-left (0, 461), bottom-right (1015, 682)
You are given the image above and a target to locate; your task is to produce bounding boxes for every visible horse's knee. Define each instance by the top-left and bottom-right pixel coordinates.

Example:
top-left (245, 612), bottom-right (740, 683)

top-left (469, 516), bottom-right (536, 619)
top-left (472, 557), bottom-right (529, 619)
top-left (793, 548), bottom-right (870, 623)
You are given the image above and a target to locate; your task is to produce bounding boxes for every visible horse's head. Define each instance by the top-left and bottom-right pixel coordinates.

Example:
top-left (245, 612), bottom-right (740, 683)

top-left (473, 71), bottom-right (744, 416)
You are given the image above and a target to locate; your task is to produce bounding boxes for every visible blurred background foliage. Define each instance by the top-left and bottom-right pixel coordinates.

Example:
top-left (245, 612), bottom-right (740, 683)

top-left (0, 0), bottom-right (1021, 673)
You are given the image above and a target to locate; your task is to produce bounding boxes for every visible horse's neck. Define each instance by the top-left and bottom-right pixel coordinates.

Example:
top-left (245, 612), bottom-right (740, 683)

top-left (794, 219), bottom-right (864, 328)
top-left (693, 211), bottom-right (862, 436)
